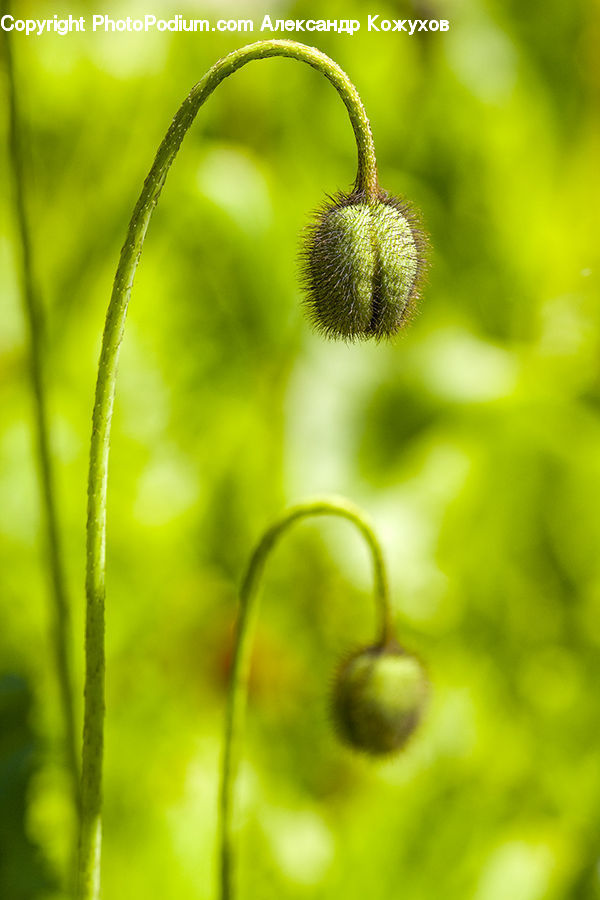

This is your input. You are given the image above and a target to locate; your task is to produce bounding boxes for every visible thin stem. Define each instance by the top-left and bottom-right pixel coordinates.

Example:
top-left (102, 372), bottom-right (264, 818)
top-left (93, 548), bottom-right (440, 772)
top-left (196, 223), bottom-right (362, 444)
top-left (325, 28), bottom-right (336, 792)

top-left (219, 496), bottom-right (393, 900)
top-left (3, 12), bottom-right (80, 839)
top-left (80, 40), bottom-right (379, 899)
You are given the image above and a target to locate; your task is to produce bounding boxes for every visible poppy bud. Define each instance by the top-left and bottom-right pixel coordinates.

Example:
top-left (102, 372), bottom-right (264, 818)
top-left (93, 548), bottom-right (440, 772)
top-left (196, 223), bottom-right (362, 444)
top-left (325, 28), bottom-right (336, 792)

top-left (301, 192), bottom-right (427, 341)
top-left (332, 642), bottom-right (427, 755)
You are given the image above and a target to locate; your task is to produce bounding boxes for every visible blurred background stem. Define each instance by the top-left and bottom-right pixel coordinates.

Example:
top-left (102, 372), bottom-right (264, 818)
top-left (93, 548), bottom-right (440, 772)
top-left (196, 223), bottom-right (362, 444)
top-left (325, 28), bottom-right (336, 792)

top-left (3, 10), bottom-right (80, 850)
top-left (219, 496), bottom-right (392, 900)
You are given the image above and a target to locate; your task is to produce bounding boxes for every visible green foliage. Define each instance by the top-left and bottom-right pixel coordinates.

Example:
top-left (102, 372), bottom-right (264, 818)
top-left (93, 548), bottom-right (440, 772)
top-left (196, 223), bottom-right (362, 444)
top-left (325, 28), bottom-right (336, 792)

top-left (0, 676), bottom-right (56, 899)
top-left (1, 1), bottom-right (599, 898)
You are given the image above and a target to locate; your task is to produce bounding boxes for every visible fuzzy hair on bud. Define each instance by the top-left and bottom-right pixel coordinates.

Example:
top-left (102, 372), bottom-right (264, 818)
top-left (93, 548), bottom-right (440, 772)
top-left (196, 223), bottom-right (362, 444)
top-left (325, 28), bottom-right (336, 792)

top-left (300, 191), bottom-right (427, 341)
top-left (332, 642), bottom-right (428, 755)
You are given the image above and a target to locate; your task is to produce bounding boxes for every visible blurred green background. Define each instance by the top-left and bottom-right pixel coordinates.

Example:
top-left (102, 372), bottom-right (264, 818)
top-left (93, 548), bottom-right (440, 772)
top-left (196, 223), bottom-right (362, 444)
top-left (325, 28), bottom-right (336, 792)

top-left (1, 0), bottom-right (600, 897)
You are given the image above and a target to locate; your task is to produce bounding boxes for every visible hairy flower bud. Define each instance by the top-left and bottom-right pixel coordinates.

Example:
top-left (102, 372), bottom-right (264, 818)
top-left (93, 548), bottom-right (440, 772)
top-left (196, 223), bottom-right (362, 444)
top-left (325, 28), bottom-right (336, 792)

top-left (301, 192), bottom-right (427, 341)
top-left (332, 643), bottom-right (427, 755)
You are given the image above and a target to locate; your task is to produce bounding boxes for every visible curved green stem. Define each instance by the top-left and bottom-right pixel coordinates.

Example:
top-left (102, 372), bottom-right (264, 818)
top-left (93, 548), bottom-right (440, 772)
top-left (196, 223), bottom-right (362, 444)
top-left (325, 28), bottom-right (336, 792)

top-left (219, 496), bottom-right (393, 900)
top-left (81, 40), bottom-right (379, 900)
top-left (3, 13), bottom-right (80, 839)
